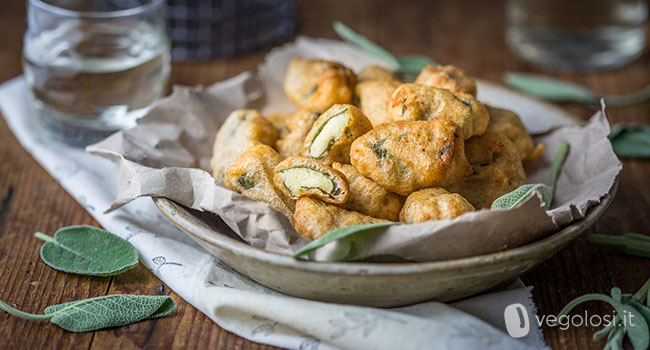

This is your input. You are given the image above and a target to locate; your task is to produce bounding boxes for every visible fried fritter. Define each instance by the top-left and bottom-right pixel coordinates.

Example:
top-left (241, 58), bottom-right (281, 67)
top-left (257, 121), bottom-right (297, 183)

top-left (276, 110), bottom-right (319, 158)
top-left (350, 119), bottom-right (472, 196)
top-left (486, 105), bottom-right (545, 164)
top-left (301, 104), bottom-right (372, 165)
top-left (332, 162), bottom-right (404, 221)
top-left (445, 131), bottom-right (526, 209)
top-left (210, 109), bottom-right (277, 183)
top-left (224, 145), bottom-right (295, 222)
top-left (388, 84), bottom-right (489, 139)
top-left (399, 187), bottom-right (474, 223)
top-left (265, 113), bottom-right (292, 139)
top-left (274, 156), bottom-right (349, 204)
top-left (284, 58), bottom-right (357, 113)
top-left (358, 65), bottom-right (399, 82)
top-left (414, 65), bottom-right (477, 96)
top-left (293, 197), bottom-right (389, 240)
top-left (355, 80), bottom-right (401, 127)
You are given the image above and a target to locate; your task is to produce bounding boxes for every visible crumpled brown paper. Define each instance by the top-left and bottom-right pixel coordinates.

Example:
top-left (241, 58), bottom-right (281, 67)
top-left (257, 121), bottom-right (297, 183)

top-left (87, 37), bottom-right (622, 262)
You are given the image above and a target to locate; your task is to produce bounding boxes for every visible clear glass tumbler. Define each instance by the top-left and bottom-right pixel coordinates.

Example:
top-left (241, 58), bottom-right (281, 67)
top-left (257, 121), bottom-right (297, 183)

top-left (506, 0), bottom-right (648, 71)
top-left (23, 0), bottom-right (170, 146)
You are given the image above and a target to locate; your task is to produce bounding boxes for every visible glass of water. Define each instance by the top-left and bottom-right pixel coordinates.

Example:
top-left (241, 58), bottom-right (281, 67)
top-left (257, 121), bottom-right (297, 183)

top-left (506, 0), bottom-right (648, 71)
top-left (23, 0), bottom-right (170, 146)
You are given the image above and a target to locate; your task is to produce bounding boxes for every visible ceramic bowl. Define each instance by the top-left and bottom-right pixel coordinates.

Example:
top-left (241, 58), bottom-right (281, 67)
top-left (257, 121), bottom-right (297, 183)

top-left (153, 180), bottom-right (615, 307)
top-left (153, 81), bottom-right (615, 307)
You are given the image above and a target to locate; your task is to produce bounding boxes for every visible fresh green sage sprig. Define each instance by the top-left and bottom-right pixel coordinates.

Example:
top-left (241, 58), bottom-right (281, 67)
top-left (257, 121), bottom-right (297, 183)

top-left (492, 140), bottom-right (570, 210)
top-left (609, 124), bottom-right (650, 158)
top-left (333, 21), bottom-right (437, 77)
top-left (293, 222), bottom-right (400, 259)
top-left (555, 278), bottom-right (650, 350)
top-left (504, 72), bottom-right (650, 106)
top-left (588, 233), bottom-right (650, 258)
top-left (0, 295), bottom-right (175, 332)
top-left (35, 225), bottom-right (139, 276)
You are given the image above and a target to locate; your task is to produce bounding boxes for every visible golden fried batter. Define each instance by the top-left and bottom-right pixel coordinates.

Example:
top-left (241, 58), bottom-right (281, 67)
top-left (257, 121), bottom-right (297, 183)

top-left (276, 110), bottom-right (319, 158)
top-left (210, 109), bottom-right (277, 183)
top-left (414, 65), bottom-right (477, 96)
top-left (355, 80), bottom-right (401, 127)
top-left (224, 145), bottom-right (295, 222)
top-left (486, 105), bottom-right (545, 164)
top-left (445, 131), bottom-right (526, 209)
top-left (274, 156), bottom-right (349, 204)
top-left (332, 162), bottom-right (404, 221)
top-left (358, 65), bottom-right (399, 82)
top-left (265, 113), bottom-right (292, 139)
top-left (388, 84), bottom-right (489, 139)
top-left (399, 187), bottom-right (474, 223)
top-left (301, 104), bottom-right (373, 165)
top-left (284, 58), bottom-right (357, 113)
top-left (350, 119), bottom-right (472, 196)
top-left (293, 197), bottom-right (388, 240)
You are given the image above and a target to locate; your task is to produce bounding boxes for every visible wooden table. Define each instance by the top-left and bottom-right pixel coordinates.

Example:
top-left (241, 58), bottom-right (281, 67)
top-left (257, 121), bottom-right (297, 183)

top-left (1, 1), bottom-right (649, 349)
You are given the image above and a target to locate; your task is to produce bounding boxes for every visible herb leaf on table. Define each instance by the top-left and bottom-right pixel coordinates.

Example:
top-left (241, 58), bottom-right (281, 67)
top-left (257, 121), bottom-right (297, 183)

top-left (35, 225), bottom-right (138, 276)
top-left (588, 233), bottom-right (650, 259)
top-left (0, 295), bottom-right (175, 332)
top-left (608, 124), bottom-right (650, 158)
top-left (556, 277), bottom-right (650, 350)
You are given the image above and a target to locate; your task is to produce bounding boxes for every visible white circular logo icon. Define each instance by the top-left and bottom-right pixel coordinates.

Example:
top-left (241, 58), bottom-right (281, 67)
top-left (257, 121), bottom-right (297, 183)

top-left (504, 303), bottom-right (530, 338)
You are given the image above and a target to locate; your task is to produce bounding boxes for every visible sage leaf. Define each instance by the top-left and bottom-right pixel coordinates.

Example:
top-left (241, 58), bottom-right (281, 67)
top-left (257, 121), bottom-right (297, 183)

top-left (505, 72), bottom-right (650, 106)
top-left (0, 295), bottom-right (175, 332)
top-left (293, 222), bottom-right (399, 258)
top-left (35, 225), bottom-right (138, 276)
top-left (396, 55), bottom-right (438, 75)
top-left (504, 72), bottom-right (599, 103)
top-left (333, 21), bottom-right (400, 71)
top-left (492, 141), bottom-right (569, 210)
top-left (605, 324), bottom-right (624, 350)
top-left (556, 293), bottom-right (649, 350)
top-left (608, 124), bottom-right (650, 158)
top-left (587, 233), bottom-right (650, 258)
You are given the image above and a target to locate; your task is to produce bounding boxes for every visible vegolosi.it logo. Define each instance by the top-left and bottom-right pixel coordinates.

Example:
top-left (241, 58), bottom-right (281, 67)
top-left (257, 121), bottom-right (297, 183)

top-left (504, 303), bottom-right (638, 338)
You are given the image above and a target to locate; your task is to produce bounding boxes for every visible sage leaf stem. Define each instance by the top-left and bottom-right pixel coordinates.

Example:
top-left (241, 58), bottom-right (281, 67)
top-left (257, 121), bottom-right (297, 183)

top-left (0, 300), bottom-right (52, 320)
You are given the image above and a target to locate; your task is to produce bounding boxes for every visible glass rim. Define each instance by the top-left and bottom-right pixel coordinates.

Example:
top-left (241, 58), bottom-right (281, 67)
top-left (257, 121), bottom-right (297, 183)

top-left (27, 0), bottom-right (164, 19)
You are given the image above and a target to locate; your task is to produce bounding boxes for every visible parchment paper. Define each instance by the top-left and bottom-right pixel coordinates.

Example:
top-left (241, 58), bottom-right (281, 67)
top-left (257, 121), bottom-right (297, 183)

top-left (87, 37), bottom-right (622, 262)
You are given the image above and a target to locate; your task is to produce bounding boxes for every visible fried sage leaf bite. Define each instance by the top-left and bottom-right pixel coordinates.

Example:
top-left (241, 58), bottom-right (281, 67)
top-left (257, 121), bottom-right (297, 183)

top-left (445, 131), bottom-right (526, 209)
top-left (301, 104), bottom-right (373, 165)
top-left (350, 119), bottom-right (472, 196)
top-left (276, 110), bottom-right (319, 158)
top-left (225, 145), bottom-right (295, 222)
top-left (274, 156), bottom-right (349, 204)
top-left (400, 187), bottom-right (474, 223)
top-left (210, 109), bottom-right (277, 183)
top-left (388, 83), bottom-right (488, 140)
top-left (358, 65), bottom-right (399, 82)
top-left (293, 197), bottom-right (389, 240)
top-left (284, 58), bottom-right (357, 113)
top-left (332, 162), bottom-right (404, 221)
top-left (486, 105), bottom-right (545, 164)
top-left (414, 65), bottom-right (477, 96)
top-left (355, 80), bottom-right (401, 127)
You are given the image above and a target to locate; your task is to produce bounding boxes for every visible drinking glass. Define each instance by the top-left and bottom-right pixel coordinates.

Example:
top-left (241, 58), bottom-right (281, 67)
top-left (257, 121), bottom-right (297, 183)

top-left (23, 0), bottom-right (170, 146)
top-left (506, 0), bottom-right (648, 71)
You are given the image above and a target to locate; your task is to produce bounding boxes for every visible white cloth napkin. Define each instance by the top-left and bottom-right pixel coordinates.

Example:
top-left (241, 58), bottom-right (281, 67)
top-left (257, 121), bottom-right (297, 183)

top-left (1, 76), bottom-right (547, 350)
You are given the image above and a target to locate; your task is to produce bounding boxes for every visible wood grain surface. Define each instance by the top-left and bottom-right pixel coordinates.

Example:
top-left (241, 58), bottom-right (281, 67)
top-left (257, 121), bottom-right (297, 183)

top-left (1, 0), bottom-right (649, 349)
